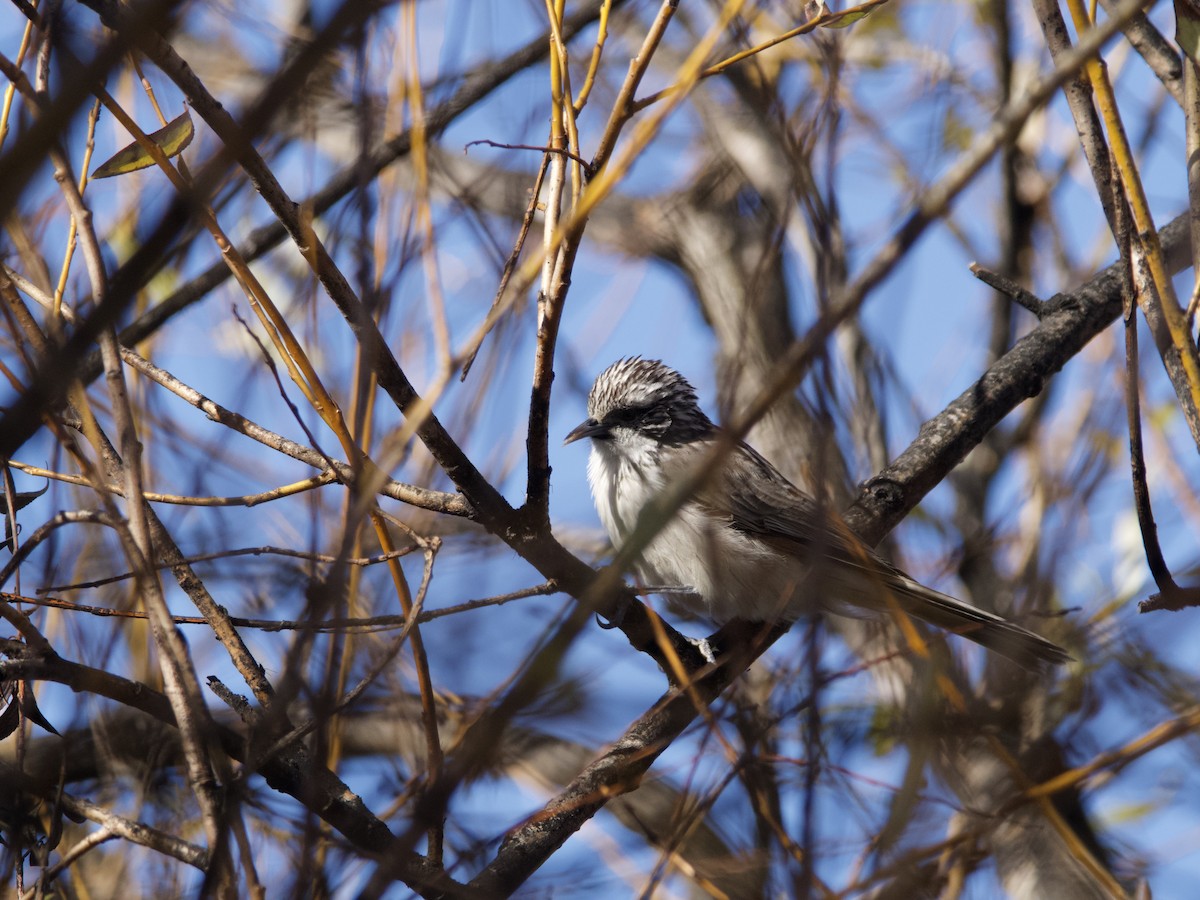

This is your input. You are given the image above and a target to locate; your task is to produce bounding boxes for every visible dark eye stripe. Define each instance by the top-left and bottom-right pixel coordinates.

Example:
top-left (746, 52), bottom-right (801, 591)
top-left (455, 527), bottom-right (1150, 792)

top-left (607, 405), bottom-right (652, 425)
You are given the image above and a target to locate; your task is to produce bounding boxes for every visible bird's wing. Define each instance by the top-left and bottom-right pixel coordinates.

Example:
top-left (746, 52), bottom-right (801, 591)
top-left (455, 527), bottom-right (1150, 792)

top-left (691, 439), bottom-right (862, 563)
top-left (685, 439), bottom-right (1071, 667)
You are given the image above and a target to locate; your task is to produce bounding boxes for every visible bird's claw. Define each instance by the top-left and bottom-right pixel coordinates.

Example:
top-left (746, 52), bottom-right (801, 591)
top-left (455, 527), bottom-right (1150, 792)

top-left (596, 591), bottom-right (634, 630)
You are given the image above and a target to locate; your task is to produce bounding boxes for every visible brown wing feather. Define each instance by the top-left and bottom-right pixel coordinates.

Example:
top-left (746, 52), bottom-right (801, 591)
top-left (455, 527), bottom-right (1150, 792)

top-left (691, 440), bottom-right (1070, 667)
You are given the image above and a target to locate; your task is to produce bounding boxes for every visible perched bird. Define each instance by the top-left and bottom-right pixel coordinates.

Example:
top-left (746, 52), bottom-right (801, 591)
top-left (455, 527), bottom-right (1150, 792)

top-left (564, 357), bottom-right (1070, 668)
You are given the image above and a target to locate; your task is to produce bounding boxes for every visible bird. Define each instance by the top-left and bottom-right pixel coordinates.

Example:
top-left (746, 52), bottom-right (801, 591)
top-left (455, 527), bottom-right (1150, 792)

top-left (564, 357), bottom-right (1071, 668)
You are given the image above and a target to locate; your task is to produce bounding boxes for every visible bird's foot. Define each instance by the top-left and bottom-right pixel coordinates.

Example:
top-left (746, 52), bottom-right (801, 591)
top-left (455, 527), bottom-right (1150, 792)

top-left (595, 589), bottom-right (633, 630)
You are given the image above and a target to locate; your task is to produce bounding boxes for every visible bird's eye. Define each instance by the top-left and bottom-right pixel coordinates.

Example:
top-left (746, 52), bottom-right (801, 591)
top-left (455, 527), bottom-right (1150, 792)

top-left (607, 406), bottom-right (642, 426)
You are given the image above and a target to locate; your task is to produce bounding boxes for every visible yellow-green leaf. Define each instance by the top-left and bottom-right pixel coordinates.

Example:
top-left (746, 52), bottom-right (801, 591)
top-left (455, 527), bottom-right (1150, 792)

top-left (942, 107), bottom-right (973, 153)
top-left (1103, 801), bottom-right (1157, 826)
top-left (1177, 0), bottom-right (1200, 65)
top-left (92, 109), bottom-right (194, 179)
top-left (823, 7), bottom-right (871, 27)
top-left (822, 0), bottom-right (889, 29)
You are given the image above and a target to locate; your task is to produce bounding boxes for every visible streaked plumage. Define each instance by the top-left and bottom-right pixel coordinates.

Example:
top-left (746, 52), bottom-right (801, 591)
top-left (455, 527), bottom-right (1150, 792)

top-left (565, 358), bottom-right (1070, 668)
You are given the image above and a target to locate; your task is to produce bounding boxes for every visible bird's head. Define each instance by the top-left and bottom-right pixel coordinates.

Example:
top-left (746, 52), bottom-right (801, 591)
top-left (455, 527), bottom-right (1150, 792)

top-left (564, 358), bottom-right (714, 449)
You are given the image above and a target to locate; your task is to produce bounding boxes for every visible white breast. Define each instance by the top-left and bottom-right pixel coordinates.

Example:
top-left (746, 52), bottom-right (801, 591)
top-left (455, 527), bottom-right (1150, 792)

top-left (586, 439), bottom-right (801, 623)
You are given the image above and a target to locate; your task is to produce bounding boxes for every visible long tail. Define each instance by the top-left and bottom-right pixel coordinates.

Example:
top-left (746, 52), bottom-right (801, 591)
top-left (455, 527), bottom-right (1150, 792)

top-left (883, 571), bottom-right (1071, 668)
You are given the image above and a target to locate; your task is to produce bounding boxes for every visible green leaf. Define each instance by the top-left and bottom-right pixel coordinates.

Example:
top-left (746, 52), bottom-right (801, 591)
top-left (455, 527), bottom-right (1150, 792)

top-left (823, 7), bottom-right (872, 27)
top-left (942, 107), bottom-right (974, 153)
top-left (822, 0), bottom-right (890, 29)
top-left (1176, 0), bottom-right (1200, 66)
top-left (0, 481), bottom-right (47, 515)
top-left (92, 108), bottom-right (194, 179)
top-left (2, 481), bottom-right (47, 552)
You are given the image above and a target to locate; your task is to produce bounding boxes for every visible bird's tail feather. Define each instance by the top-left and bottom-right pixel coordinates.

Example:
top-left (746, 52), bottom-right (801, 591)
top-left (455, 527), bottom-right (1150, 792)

top-left (885, 573), bottom-right (1071, 668)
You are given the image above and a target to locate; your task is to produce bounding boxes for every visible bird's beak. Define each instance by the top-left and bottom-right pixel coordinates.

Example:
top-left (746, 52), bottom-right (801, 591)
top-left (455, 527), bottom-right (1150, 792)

top-left (563, 417), bottom-right (609, 445)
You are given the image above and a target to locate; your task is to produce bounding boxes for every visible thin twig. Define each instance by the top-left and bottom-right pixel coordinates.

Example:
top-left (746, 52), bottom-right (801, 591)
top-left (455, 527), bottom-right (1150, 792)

top-left (0, 775), bottom-right (211, 871)
top-left (8, 461), bottom-right (338, 507)
top-left (459, 153), bottom-right (551, 380)
top-left (1118, 194), bottom-right (1179, 596)
top-left (7, 581), bottom-right (557, 631)
top-left (464, 139), bottom-right (592, 177)
top-left (969, 262), bottom-right (1046, 317)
